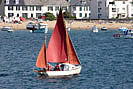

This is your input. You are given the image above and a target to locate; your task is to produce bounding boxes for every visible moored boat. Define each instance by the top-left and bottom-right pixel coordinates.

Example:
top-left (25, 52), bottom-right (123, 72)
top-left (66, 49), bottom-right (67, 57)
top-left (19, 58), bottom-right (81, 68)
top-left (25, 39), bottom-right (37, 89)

top-left (33, 8), bottom-right (81, 77)
top-left (1, 26), bottom-right (14, 32)
top-left (92, 25), bottom-right (98, 32)
top-left (101, 27), bottom-right (107, 31)
top-left (113, 29), bottom-right (133, 39)
top-left (119, 26), bottom-right (128, 31)
top-left (30, 23), bottom-right (48, 33)
top-left (27, 22), bottom-right (48, 33)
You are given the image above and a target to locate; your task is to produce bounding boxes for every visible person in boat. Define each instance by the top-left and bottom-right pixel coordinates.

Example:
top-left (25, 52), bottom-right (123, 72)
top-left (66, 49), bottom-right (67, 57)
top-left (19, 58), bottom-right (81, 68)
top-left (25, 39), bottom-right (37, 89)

top-left (60, 64), bottom-right (65, 71)
top-left (54, 63), bottom-right (61, 71)
top-left (47, 64), bottom-right (53, 71)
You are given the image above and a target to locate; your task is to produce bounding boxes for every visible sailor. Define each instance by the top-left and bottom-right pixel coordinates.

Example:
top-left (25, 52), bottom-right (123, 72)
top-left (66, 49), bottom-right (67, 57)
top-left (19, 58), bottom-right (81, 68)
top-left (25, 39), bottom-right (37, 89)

top-left (47, 64), bottom-right (52, 71)
top-left (54, 64), bottom-right (61, 71)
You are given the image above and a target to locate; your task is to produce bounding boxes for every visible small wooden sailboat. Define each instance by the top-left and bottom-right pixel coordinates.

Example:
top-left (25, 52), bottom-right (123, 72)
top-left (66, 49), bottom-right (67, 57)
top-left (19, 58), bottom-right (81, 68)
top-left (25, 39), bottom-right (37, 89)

top-left (34, 8), bottom-right (81, 77)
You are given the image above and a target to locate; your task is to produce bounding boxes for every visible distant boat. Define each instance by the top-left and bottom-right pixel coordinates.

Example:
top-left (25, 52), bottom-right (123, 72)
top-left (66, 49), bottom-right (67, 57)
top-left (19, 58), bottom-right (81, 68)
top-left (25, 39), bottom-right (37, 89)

top-left (33, 8), bottom-right (81, 77)
top-left (119, 26), bottom-right (128, 31)
top-left (66, 26), bottom-right (71, 31)
top-left (92, 25), bottom-right (98, 32)
top-left (113, 29), bottom-right (133, 39)
top-left (101, 27), bottom-right (107, 31)
top-left (26, 22), bottom-right (48, 33)
top-left (30, 23), bottom-right (48, 33)
top-left (1, 26), bottom-right (14, 32)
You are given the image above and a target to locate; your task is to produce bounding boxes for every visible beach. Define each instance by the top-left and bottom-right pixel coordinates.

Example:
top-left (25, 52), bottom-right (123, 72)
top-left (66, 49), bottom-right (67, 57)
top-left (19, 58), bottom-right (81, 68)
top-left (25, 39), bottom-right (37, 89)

top-left (0, 20), bottom-right (132, 30)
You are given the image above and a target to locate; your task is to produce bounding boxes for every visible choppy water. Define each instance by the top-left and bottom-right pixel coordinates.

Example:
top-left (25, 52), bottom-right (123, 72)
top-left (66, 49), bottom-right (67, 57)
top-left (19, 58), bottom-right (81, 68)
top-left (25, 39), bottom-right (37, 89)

top-left (0, 30), bottom-right (133, 89)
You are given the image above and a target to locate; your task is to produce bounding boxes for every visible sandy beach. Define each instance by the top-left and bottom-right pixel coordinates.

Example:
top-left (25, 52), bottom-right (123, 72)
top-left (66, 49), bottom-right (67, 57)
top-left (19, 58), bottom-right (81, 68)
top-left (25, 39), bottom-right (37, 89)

top-left (0, 20), bottom-right (132, 30)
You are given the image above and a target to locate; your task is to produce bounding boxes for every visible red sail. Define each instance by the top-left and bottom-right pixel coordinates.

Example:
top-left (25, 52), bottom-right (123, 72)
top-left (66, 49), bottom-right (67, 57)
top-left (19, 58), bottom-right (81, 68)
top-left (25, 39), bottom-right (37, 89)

top-left (36, 42), bottom-right (47, 68)
top-left (47, 8), bottom-right (68, 63)
top-left (66, 31), bottom-right (81, 65)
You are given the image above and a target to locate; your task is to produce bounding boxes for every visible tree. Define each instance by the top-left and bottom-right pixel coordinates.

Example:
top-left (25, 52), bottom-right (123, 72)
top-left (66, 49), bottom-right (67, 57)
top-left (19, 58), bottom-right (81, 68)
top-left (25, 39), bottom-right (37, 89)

top-left (43, 12), bottom-right (56, 21)
top-left (63, 11), bottom-right (76, 19)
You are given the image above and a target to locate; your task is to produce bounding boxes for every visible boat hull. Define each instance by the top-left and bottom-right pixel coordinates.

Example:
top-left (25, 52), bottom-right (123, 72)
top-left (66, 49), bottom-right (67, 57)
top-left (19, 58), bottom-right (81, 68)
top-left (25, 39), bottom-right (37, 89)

top-left (113, 34), bottom-right (133, 39)
top-left (30, 29), bottom-right (48, 33)
top-left (35, 65), bottom-right (81, 77)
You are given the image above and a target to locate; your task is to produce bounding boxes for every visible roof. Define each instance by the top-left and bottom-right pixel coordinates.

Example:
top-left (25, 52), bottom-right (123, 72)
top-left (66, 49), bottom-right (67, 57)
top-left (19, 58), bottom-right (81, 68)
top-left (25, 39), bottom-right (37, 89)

top-left (42, 0), bottom-right (69, 6)
top-left (70, 0), bottom-right (90, 6)
top-left (5, 0), bottom-right (69, 6)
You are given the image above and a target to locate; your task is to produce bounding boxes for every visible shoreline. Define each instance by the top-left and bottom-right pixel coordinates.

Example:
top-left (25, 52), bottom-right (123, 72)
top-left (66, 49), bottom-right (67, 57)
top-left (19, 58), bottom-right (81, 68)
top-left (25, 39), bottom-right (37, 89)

top-left (0, 20), bottom-right (132, 30)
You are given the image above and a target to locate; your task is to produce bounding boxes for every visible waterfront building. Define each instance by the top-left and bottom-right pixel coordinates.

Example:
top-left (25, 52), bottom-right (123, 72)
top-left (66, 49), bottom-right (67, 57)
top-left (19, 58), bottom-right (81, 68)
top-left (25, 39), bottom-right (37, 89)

top-left (0, 0), bottom-right (69, 18)
top-left (70, 0), bottom-right (91, 19)
top-left (90, 0), bottom-right (133, 19)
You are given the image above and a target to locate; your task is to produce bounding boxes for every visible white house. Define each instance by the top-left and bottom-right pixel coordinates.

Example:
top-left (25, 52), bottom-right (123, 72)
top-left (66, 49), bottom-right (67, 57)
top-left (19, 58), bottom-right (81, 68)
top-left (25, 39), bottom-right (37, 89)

top-left (0, 0), bottom-right (69, 18)
top-left (70, 0), bottom-right (91, 19)
top-left (90, 0), bottom-right (133, 19)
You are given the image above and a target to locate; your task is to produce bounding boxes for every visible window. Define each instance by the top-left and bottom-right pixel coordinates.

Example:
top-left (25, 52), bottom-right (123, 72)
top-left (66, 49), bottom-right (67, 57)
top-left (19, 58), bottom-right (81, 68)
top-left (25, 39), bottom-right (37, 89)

top-left (14, 0), bottom-right (19, 4)
top-left (79, 7), bottom-right (82, 11)
top-left (16, 6), bottom-right (20, 10)
top-left (98, 8), bottom-right (102, 13)
top-left (122, 8), bottom-right (125, 10)
top-left (31, 13), bottom-right (33, 17)
top-left (48, 6), bottom-right (53, 11)
top-left (86, 6), bottom-right (88, 11)
top-left (8, 13), bottom-right (14, 17)
top-left (85, 13), bottom-right (87, 17)
top-left (73, 6), bottom-right (76, 11)
top-left (22, 13), bottom-right (28, 18)
top-left (17, 14), bottom-right (19, 17)
top-left (22, 6), bottom-right (28, 11)
top-left (109, 2), bottom-right (115, 4)
top-left (98, 14), bottom-right (102, 18)
top-left (62, 6), bottom-right (67, 11)
top-left (98, 1), bottom-right (102, 7)
top-left (8, 6), bottom-right (13, 10)
top-left (112, 8), bottom-right (116, 12)
top-left (36, 6), bottom-right (41, 11)
top-left (79, 13), bottom-right (82, 17)
top-left (122, 15), bottom-right (125, 17)
top-left (55, 6), bottom-right (59, 11)
top-left (4, 0), bottom-right (9, 4)
top-left (30, 6), bottom-right (34, 11)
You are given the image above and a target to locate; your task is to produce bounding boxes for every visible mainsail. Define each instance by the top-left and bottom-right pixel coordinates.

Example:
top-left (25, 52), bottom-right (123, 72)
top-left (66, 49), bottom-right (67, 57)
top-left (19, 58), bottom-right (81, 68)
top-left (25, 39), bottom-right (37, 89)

top-left (47, 8), bottom-right (68, 63)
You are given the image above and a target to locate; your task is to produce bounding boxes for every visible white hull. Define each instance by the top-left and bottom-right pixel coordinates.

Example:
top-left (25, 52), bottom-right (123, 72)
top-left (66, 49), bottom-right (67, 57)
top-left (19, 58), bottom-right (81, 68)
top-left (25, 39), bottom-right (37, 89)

top-left (92, 26), bottom-right (98, 33)
top-left (92, 30), bottom-right (98, 33)
top-left (37, 65), bottom-right (81, 77)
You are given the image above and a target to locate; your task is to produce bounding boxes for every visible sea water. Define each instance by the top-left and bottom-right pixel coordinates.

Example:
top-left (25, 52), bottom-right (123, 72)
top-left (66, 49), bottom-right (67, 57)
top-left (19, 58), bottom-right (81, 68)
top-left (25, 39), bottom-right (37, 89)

top-left (0, 30), bottom-right (133, 89)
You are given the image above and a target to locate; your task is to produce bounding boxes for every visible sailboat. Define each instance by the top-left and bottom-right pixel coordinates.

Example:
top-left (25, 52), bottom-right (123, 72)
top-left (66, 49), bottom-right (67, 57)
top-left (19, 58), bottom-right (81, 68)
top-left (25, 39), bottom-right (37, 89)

top-left (34, 8), bottom-right (81, 77)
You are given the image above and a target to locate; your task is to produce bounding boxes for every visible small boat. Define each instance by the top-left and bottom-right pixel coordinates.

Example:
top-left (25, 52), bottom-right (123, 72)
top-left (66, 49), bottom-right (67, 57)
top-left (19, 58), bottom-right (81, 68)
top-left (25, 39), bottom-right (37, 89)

top-left (119, 26), bottom-right (128, 31)
top-left (1, 26), bottom-right (14, 32)
top-left (66, 26), bottom-right (71, 31)
top-left (30, 23), bottom-right (48, 33)
top-left (113, 29), bottom-right (133, 39)
top-left (92, 25), bottom-right (98, 32)
top-left (26, 22), bottom-right (37, 30)
top-left (101, 27), bottom-right (107, 31)
top-left (33, 8), bottom-right (81, 77)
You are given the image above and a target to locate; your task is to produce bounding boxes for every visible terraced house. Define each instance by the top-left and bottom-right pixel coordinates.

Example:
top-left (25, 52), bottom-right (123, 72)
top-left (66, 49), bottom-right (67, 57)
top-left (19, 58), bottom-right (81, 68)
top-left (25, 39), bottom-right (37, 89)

top-left (90, 0), bottom-right (133, 19)
top-left (0, 0), bottom-right (69, 18)
top-left (70, 0), bottom-right (91, 19)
